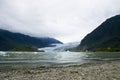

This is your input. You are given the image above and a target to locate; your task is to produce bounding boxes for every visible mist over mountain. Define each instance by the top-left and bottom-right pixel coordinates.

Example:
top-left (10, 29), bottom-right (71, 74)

top-left (77, 15), bottom-right (120, 51)
top-left (0, 29), bottom-right (62, 51)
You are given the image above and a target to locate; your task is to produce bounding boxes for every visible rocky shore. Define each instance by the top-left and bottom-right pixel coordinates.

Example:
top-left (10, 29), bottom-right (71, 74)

top-left (0, 61), bottom-right (120, 80)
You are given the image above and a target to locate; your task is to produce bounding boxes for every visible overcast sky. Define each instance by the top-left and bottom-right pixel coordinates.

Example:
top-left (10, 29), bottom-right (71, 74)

top-left (0, 0), bottom-right (120, 43)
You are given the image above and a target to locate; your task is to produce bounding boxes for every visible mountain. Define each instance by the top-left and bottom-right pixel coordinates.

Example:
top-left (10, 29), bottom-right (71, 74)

top-left (77, 15), bottom-right (120, 51)
top-left (0, 29), bottom-right (62, 51)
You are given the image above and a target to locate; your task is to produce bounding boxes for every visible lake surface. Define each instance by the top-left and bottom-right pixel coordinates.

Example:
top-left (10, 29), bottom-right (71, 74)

top-left (0, 51), bottom-right (120, 69)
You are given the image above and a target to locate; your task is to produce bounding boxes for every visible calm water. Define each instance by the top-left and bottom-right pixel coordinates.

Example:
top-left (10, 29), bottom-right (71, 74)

top-left (0, 51), bottom-right (120, 69)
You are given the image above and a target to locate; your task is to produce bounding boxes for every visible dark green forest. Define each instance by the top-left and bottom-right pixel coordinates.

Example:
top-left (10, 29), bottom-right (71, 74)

top-left (77, 15), bottom-right (120, 52)
top-left (0, 29), bottom-right (62, 51)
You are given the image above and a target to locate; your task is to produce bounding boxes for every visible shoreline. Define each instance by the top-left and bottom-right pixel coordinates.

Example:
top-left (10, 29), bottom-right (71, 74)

top-left (0, 60), bottom-right (120, 80)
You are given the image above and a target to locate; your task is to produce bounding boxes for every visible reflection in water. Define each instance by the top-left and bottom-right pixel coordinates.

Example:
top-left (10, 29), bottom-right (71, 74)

top-left (55, 52), bottom-right (87, 63)
top-left (0, 51), bottom-right (120, 68)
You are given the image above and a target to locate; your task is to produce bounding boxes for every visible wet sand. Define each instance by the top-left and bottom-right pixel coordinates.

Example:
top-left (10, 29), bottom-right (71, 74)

top-left (0, 61), bottom-right (120, 80)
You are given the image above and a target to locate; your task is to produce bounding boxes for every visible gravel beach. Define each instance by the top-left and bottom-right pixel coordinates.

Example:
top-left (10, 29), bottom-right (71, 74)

top-left (0, 61), bottom-right (120, 80)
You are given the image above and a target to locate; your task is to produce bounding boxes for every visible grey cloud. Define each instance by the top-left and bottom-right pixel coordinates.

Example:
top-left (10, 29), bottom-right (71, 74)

top-left (0, 0), bottom-right (120, 43)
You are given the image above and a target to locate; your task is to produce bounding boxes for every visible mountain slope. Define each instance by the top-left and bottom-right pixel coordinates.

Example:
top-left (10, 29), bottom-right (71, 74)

top-left (0, 29), bottom-right (62, 51)
top-left (77, 15), bottom-right (120, 51)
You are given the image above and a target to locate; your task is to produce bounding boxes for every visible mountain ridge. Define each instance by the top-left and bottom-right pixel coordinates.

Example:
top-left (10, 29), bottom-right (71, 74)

top-left (77, 15), bottom-right (120, 51)
top-left (0, 29), bottom-right (62, 51)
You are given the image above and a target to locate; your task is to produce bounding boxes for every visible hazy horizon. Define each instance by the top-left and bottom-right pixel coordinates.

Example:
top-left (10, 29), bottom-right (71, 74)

top-left (0, 0), bottom-right (120, 43)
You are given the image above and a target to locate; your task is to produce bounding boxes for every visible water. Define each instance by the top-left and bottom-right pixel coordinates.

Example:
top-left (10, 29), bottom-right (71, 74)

top-left (0, 51), bottom-right (120, 69)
